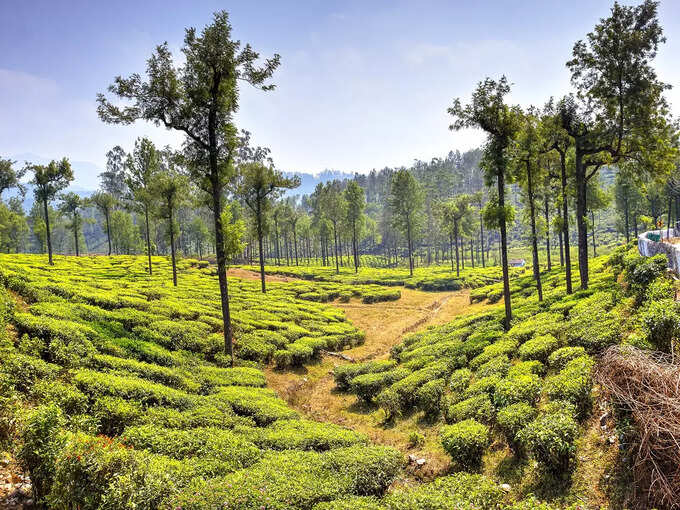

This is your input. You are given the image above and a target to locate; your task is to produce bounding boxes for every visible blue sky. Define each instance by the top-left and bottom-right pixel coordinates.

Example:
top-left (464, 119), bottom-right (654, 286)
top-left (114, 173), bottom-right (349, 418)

top-left (2, 0), bottom-right (680, 189)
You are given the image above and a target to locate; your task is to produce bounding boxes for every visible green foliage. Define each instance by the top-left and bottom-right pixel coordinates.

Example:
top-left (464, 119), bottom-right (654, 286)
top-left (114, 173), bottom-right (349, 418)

top-left (493, 373), bottom-right (541, 408)
top-left (639, 298), bottom-right (680, 352)
top-left (544, 356), bottom-right (594, 419)
top-left (496, 402), bottom-right (537, 452)
top-left (547, 346), bottom-right (587, 370)
top-left (518, 334), bottom-right (559, 363)
top-left (446, 394), bottom-right (494, 424)
top-left (440, 419), bottom-right (489, 469)
top-left (518, 410), bottom-right (579, 474)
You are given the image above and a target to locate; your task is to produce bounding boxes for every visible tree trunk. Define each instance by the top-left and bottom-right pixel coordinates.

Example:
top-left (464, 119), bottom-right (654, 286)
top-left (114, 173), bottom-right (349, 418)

top-left (559, 150), bottom-right (573, 294)
top-left (479, 212), bottom-right (485, 267)
top-left (352, 221), bottom-right (359, 273)
top-left (624, 196), bottom-right (630, 243)
top-left (105, 209), bottom-right (112, 256)
top-left (454, 221), bottom-right (460, 277)
top-left (544, 197), bottom-right (551, 271)
top-left (293, 228), bottom-right (299, 266)
top-left (450, 232), bottom-right (454, 272)
top-left (498, 170), bottom-right (512, 328)
top-left (256, 202), bottom-right (266, 293)
top-left (470, 239), bottom-right (475, 268)
top-left (73, 214), bottom-right (79, 256)
top-left (333, 222), bottom-right (340, 273)
top-left (169, 204), bottom-right (177, 287)
top-left (574, 148), bottom-right (589, 290)
top-left (406, 220), bottom-right (413, 277)
top-left (210, 167), bottom-right (233, 366)
top-left (526, 161), bottom-right (543, 301)
top-left (43, 198), bottom-right (53, 265)
top-left (591, 210), bottom-right (597, 257)
top-left (558, 225), bottom-right (564, 266)
top-left (144, 207), bottom-right (153, 275)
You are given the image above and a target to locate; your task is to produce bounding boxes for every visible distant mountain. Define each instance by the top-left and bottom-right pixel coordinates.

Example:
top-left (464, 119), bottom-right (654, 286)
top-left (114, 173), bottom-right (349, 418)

top-left (283, 169), bottom-right (356, 197)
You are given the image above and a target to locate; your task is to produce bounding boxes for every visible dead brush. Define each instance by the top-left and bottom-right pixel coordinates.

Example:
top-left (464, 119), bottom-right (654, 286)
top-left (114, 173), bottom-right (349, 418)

top-left (596, 345), bottom-right (680, 509)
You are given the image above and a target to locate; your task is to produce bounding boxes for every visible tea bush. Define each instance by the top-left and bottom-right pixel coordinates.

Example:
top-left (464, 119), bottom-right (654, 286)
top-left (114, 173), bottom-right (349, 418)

top-left (440, 419), bottom-right (489, 469)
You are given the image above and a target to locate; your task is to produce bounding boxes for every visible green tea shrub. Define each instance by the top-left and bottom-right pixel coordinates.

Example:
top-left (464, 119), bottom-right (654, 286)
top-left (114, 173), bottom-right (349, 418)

top-left (47, 433), bottom-right (191, 509)
top-left (475, 355), bottom-right (510, 378)
top-left (407, 431), bottom-right (425, 448)
top-left (470, 340), bottom-right (518, 370)
top-left (548, 346), bottom-right (587, 370)
top-left (445, 394), bottom-right (494, 424)
top-left (333, 360), bottom-right (397, 391)
top-left (566, 292), bottom-right (620, 352)
top-left (493, 374), bottom-right (541, 408)
top-left (313, 497), bottom-right (384, 510)
top-left (639, 298), bottom-right (680, 352)
top-left (415, 378), bottom-right (446, 417)
top-left (645, 276), bottom-right (675, 302)
top-left (545, 356), bottom-right (593, 418)
top-left (0, 352), bottom-right (58, 393)
top-left (383, 472), bottom-right (503, 510)
top-left (507, 360), bottom-right (545, 377)
top-left (166, 446), bottom-right (402, 509)
top-left (239, 419), bottom-right (367, 451)
top-left (518, 410), bottom-right (579, 473)
top-left (18, 404), bottom-right (66, 504)
top-left (73, 369), bottom-right (195, 409)
top-left (93, 396), bottom-right (144, 435)
top-left (121, 424), bottom-right (261, 470)
top-left (518, 334), bottom-right (559, 363)
top-left (624, 253), bottom-right (667, 303)
top-left (496, 402), bottom-right (537, 452)
top-left (448, 367), bottom-right (473, 396)
top-left (351, 368), bottom-right (410, 403)
top-left (273, 349), bottom-right (293, 369)
top-left (215, 386), bottom-right (298, 425)
top-left (508, 313), bottom-right (563, 342)
top-left (32, 380), bottom-right (88, 416)
top-left (440, 419), bottom-right (489, 469)
top-left (464, 375), bottom-right (501, 400)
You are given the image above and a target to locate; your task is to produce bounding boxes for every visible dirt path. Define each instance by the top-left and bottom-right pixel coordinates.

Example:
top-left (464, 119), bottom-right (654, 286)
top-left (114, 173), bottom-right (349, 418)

top-left (227, 267), bottom-right (297, 283)
top-left (262, 284), bottom-right (495, 479)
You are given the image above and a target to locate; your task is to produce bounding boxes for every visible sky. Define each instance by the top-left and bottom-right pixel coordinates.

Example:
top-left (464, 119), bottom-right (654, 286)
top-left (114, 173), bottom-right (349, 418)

top-left (2, 0), bottom-right (680, 189)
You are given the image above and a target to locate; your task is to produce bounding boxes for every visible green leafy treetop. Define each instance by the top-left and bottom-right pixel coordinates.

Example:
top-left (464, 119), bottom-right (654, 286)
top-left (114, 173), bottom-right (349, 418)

top-left (58, 192), bottom-right (84, 256)
top-left (151, 150), bottom-right (189, 287)
top-left (387, 169), bottom-right (424, 277)
top-left (89, 191), bottom-right (116, 255)
top-left (344, 180), bottom-right (366, 273)
top-left (28, 158), bottom-right (73, 265)
top-left (97, 10), bottom-right (279, 364)
top-left (0, 158), bottom-right (26, 199)
top-left (125, 137), bottom-right (160, 276)
top-left (559, 0), bottom-right (676, 289)
top-left (231, 161), bottom-right (300, 292)
top-left (449, 76), bottom-right (522, 328)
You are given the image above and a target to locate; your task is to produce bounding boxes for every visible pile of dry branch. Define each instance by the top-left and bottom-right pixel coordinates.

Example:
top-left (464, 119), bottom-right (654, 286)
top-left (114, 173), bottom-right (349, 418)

top-left (597, 345), bottom-right (680, 509)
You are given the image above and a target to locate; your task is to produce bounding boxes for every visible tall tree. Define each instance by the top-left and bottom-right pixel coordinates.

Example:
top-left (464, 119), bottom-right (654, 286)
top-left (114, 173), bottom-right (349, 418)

top-left (231, 162), bottom-right (299, 292)
top-left (513, 110), bottom-right (544, 301)
top-left (344, 181), bottom-right (366, 272)
top-left (152, 152), bottom-right (189, 286)
top-left (0, 158), bottom-right (26, 199)
top-left (441, 194), bottom-right (471, 277)
top-left (125, 137), bottom-right (159, 275)
top-left (541, 100), bottom-right (575, 293)
top-left (100, 146), bottom-right (128, 200)
top-left (90, 191), bottom-right (116, 255)
top-left (58, 192), bottom-right (84, 256)
top-left (28, 158), bottom-right (73, 265)
top-left (317, 181), bottom-right (346, 274)
top-left (449, 77), bottom-right (521, 328)
top-left (387, 169), bottom-right (423, 277)
top-left (559, 0), bottom-right (673, 289)
top-left (98, 10), bottom-right (279, 365)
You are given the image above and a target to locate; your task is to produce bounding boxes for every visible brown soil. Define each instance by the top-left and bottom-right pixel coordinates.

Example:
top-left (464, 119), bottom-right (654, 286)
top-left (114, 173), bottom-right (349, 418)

top-left (0, 454), bottom-right (33, 510)
top-left (227, 267), bottom-right (297, 283)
